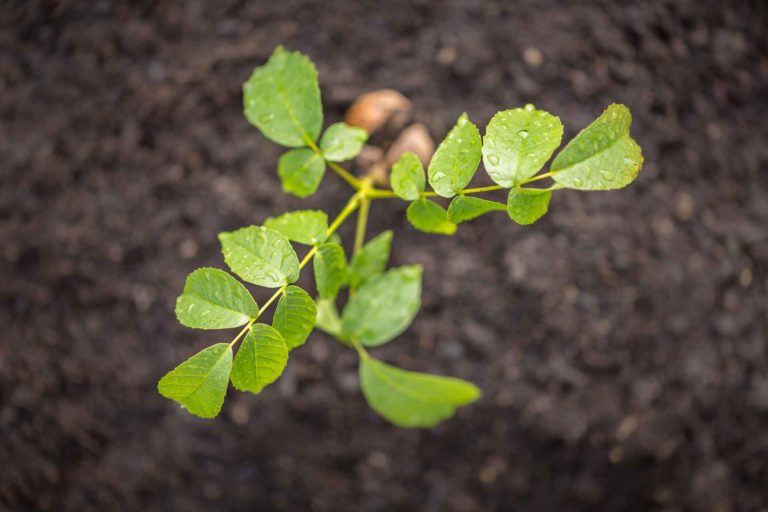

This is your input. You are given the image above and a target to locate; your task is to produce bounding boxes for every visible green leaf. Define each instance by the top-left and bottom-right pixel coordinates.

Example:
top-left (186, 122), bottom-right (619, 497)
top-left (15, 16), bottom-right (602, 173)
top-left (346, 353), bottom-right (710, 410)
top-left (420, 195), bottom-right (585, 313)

top-left (277, 148), bottom-right (326, 198)
top-left (243, 46), bottom-right (323, 147)
top-left (359, 357), bottom-right (481, 428)
top-left (175, 268), bottom-right (258, 330)
top-left (406, 198), bottom-right (457, 235)
top-left (348, 230), bottom-right (392, 288)
top-left (315, 298), bottom-right (344, 339)
top-left (342, 265), bottom-right (422, 347)
top-left (219, 226), bottom-right (299, 288)
top-left (390, 152), bottom-right (425, 201)
top-left (264, 210), bottom-right (329, 245)
top-left (507, 188), bottom-right (552, 225)
top-left (231, 324), bottom-right (288, 394)
top-left (447, 196), bottom-right (506, 224)
top-left (272, 285), bottom-right (317, 350)
top-left (551, 104), bottom-right (643, 190)
top-left (427, 113), bottom-right (481, 198)
top-left (158, 343), bottom-right (233, 419)
top-left (319, 122), bottom-right (368, 162)
top-left (482, 105), bottom-right (563, 187)
top-left (313, 243), bottom-right (348, 300)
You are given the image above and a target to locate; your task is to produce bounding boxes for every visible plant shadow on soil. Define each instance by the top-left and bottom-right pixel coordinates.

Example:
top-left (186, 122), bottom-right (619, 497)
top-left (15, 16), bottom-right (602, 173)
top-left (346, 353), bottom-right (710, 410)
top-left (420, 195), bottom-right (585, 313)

top-left (1, 1), bottom-right (767, 511)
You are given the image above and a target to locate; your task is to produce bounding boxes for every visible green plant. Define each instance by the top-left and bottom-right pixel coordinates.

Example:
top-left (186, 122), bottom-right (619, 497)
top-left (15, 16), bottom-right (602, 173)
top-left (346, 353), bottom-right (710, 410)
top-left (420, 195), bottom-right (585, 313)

top-left (158, 46), bottom-right (644, 428)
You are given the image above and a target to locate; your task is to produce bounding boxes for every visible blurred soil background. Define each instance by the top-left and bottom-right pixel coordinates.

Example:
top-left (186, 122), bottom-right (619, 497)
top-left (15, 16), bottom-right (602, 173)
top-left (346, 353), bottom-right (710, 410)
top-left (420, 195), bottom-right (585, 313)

top-left (1, 0), bottom-right (767, 510)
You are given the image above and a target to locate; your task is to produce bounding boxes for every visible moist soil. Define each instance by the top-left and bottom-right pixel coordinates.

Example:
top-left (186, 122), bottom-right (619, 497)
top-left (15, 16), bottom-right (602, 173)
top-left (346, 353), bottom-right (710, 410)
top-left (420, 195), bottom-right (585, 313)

top-left (2, 1), bottom-right (768, 511)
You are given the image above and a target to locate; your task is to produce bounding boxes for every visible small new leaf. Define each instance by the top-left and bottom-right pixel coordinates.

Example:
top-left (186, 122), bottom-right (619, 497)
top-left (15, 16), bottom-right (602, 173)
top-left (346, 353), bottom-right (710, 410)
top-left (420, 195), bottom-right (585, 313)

top-left (278, 148), bottom-right (326, 198)
top-left (175, 268), bottom-right (258, 330)
top-left (313, 243), bottom-right (348, 300)
top-left (348, 230), bottom-right (392, 288)
top-left (428, 113), bottom-right (481, 197)
top-left (158, 343), bottom-right (233, 419)
top-left (342, 265), bottom-right (422, 347)
top-left (319, 122), bottom-right (368, 162)
top-left (551, 104), bottom-right (643, 190)
top-left (264, 210), bottom-right (329, 245)
top-left (482, 106), bottom-right (563, 187)
top-left (272, 285), bottom-right (317, 350)
top-left (243, 47), bottom-right (323, 147)
top-left (507, 188), bottom-right (552, 225)
top-left (390, 152), bottom-right (425, 200)
top-left (447, 196), bottom-right (506, 224)
top-left (406, 198), bottom-right (457, 235)
top-left (219, 226), bottom-right (299, 288)
top-left (231, 324), bottom-right (288, 394)
top-left (359, 357), bottom-right (481, 428)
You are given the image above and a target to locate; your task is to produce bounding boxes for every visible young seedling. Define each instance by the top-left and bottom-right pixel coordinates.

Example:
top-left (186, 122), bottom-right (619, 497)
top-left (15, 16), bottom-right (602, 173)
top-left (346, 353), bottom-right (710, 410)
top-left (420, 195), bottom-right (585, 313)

top-left (158, 46), bottom-right (644, 428)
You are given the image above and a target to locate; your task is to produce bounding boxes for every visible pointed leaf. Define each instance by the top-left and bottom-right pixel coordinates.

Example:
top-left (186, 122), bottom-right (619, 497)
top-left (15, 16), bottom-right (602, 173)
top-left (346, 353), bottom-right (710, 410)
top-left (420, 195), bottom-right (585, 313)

top-left (313, 243), bottom-right (348, 300)
top-left (158, 343), bottom-right (233, 419)
top-left (447, 196), bottom-right (506, 224)
top-left (264, 210), bottom-right (329, 245)
top-left (243, 46), bottom-right (322, 147)
top-left (219, 226), bottom-right (299, 288)
top-left (428, 113), bottom-right (481, 198)
top-left (231, 324), bottom-right (288, 394)
top-left (359, 357), bottom-right (481, 428)
top-left (348, 230), bottom-right (392, 288)
top-left (277, 148), bottom-right (326, 198)
top-left (174, 268), bottom-right (258, 330)
top-left (482, 106), bottom-right (563, 187)
top-left (406, 198), bottom-right (457, 235)
top-left (342, 265), bottom-right (422, 347)
top-left (319, 122), bottom-right (368, 162)
top-left (507, 188), bottom-right (552, 225)
top-left (390, 152), bottom-right (425, 201)
top-left (315, 298), bottom-right (344, 339)
top-left (272, 285), bottom-right (317, 350)
top-left (551, 104), bottom-right (643, 190)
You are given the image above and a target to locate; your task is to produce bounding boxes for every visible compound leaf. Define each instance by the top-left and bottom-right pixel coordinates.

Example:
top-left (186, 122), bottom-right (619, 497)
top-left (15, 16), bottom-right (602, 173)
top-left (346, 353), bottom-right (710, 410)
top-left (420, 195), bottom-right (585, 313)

top-left (359, 357), bottom-right (481, 428)
top-left (175, 268), bottom-right (258, 330)
top-left (219, 226), bottom-right (299, 288)
top-left (447, 196), bottom-right (506, 224)
top-left (272, 285), bottom-right (316, 350)
top-left (390, 152), bottom-right (425, 201)
top-left (243, 46), bottom-right (322, 147)
top-left (277, 148), bottom-right (326, 198)
top-left (348, 230), bottom-right (392, 288)
top-left (428, 113), bottom-right (481, 198)
top-left (319, 122), bottom-right (368, 162)
top-left (158, 343), bottom-right (233, 419)
top-left (264, 210), bottom-right (329, 245)
top-left (231, 324), bottom-right (288, 394)
top-left (342, 265), bottom-right (422, 347)
top-left (482, 106), bottom-right (563, 187)
top-left (507, 188), bottom-right (552, 225)
top-left (313, 243), bottom-right (348, 300)
top-left (315, 298), bottom-right (344, 339)
top-left (551, 104), bottom-right (643, 190)
top-left (406, 198), bottom-right (457, 235)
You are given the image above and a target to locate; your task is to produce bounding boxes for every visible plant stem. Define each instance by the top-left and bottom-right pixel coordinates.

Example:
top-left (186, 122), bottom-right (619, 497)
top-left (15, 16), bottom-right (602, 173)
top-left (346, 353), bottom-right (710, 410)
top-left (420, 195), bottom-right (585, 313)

top-left (227, 191), bottom-right (362, 350)
top-left (367, 184), bottom-right (504, 200)
top-left (353, 183), bottom-right (372, 256)
top-left (521, 171), bottom-right (553, 184)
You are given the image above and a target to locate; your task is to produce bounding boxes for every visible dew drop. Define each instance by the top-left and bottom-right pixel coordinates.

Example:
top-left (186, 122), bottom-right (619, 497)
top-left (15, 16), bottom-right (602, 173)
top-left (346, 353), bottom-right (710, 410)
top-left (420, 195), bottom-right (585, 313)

top-left (524, 103), bottom-right (535, 112)
top-left (487, 154), bottom-right (500, 165)
top-left (518, 130), bottom-right (529, 140)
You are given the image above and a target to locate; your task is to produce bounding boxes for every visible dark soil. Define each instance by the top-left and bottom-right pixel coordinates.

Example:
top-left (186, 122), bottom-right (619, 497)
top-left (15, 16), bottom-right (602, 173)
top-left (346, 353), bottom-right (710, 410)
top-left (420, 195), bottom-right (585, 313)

top-left (2, 1), bottom-right (768, 510)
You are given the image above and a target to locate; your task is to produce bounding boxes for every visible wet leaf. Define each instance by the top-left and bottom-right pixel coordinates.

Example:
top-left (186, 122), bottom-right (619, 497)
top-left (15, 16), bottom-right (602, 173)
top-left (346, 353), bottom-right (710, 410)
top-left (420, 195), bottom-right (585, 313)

top-left (406, 198), bottom-right (457, 235)
top-left (319, 122), bottom-right (368, 162)
top-left (428, 113), bottom-right (481, 197)
top-left (551, 104), bottom-right (643, 190)
top-left (264, 210), bottom-right (328, 245)
top-left (313, 243), bottom-right (347, 300)
top-left (175, 268), bottom-right (258, 330)
top-left (447, 196), bottom-right (505, 224)
top-left (272, 285), bottom-right (316, 350)
top-left (158, 343), bottom-right (233, 419)
top-left (243, 46), bottom-right (323, 147)
top-left (507, 188), bottom-right (552, 225)
top-left (231, 324), bottom-right (288, 394)
top-left (348, 230), bottom-right (392, 288)
top-left (219, 226), bottom-right (299, 288)
top-left (390, 152), bottom-right (425, 201)
top-left (277, 148), bottom-right (326, 198)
